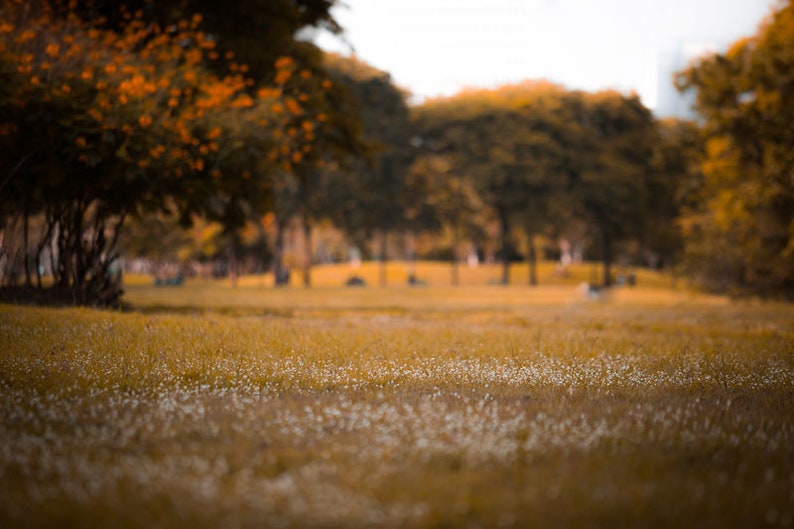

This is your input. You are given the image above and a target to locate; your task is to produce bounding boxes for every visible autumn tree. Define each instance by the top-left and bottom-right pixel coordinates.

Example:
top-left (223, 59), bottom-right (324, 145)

top-left (404, 152), bottom-right (484, 285)
top-left (645, 117), bottom-right (703, 270)
top-left (0, 1), bottom-right (315, 303)
top-left (322, 53), bottom-right (413, 287)
top-left (264, 53), bottom-right (369, 288)
top-left (414, 82), bottom-right (573, 285)
top-left (67, 0), bottom-right (341, 83)
top-left (676, 1), bottom-right (794, 297)
top-left (567, 91), bottom-right (658, 287)
top-left (59, 0), bottom-right (347, 289)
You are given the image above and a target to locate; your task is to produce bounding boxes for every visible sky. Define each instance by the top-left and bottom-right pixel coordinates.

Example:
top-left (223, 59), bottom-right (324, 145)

top-left (311, 0), bottom-right (779, 110)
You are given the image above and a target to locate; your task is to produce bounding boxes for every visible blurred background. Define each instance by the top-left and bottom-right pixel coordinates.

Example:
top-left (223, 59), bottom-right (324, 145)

top-left (1, 0), bottom-right (791, 304)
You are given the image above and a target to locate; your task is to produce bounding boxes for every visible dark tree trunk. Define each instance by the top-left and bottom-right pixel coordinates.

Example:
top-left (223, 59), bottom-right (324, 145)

top-left (33, 209), bottom-right (57, 289)
top-left (526, 229), bottom-right (538, 286)
top-left (601, 226), bottom-right (612, 288)
top-left (499, 208), bottom-right (510, 285)
top-left (273, 217), bottom-right (289, 286)
top-left (22, 204), bottom-right (32, 288)
top-left (379, 230), bottom-right (388, 288)
top-left (227, 233), bottom-right (238, 288)
top-left (2, 191), bottom-right (125, 306)
top-left (450, 229), bottom-right (460, 287)
top-left (302, 219), bottom-right (312, 288)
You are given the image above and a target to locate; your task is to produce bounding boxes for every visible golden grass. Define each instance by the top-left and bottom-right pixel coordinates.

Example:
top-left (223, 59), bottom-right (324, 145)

top-left (2, 267), bottom-right (793, 528)
top-left (123, 261), bottom-right (686, 314)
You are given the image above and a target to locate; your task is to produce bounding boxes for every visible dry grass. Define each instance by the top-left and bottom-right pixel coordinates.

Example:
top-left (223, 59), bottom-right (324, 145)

top-left (122, 261), bottom-right (681, 314)
top-left (1, 264), bottom-right (793, 528)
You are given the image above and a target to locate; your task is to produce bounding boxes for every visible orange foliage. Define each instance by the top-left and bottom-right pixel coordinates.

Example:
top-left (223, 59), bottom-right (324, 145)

top-left (284, 97), bottom-right (302, 115)
top-left (0, 0), bottom-right (320, 201)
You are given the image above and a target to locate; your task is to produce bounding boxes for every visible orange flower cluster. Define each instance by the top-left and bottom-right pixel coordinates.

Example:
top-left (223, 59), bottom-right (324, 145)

top-left (0, 0), bottom-right (323, 198)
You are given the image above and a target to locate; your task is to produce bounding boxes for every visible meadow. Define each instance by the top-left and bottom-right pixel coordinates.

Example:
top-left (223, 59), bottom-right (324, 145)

top-left (1, 262), bottom-right (793, 528)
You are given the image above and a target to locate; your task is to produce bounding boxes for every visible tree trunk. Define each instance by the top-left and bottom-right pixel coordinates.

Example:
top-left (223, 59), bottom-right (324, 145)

top-left (227, 233), bottom-right (238, 288)
top-left (379, 230), bottom-right (388, 288)
top-left (302, 219), bottom-right (312, 288)
top-left (406, 231), bottom-right (418, 285)
top-left (499, 208), bottom-right (510, 285)
top-left (33, 211), bottom-right (56, 289)
top-left (526, 229), bottom-right (538, 286)
top-left (601, 226), bottom-right (612, 287)
top-left (450, 229), bottom-right (460, 287)
top-left (22, 204), bottom-right (32, 287)
top-left (273, 217), bottom-right (288, 286)
top-left (0, 214), bottom-right (18, 286)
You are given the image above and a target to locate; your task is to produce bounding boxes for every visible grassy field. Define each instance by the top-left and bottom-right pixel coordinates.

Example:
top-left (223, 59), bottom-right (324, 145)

top-left (1, 263), bottom-right (793, 528)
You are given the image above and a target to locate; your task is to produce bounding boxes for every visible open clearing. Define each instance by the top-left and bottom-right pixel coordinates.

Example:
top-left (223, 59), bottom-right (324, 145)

top-left (2, 265), bottom-right (793, 528)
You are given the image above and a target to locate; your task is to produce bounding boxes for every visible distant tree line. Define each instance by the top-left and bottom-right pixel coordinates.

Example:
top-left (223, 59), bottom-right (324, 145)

top-left (2, 0), bottom-right (792, 303)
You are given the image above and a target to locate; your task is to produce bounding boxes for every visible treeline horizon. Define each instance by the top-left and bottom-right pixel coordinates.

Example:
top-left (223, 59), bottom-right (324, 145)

top-left (1, 0), bottom-right (792, 304)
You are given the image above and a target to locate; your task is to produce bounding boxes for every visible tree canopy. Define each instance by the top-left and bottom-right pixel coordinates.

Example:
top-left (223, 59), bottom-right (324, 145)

top-left (413, 83), bottom-right (658, 286)
top-left (4, 0), bottom-right (791, 301)
top-left (320, 54), bottom-right (413, 285)
top-left (677, 1), bottom-right (794, 297)
top-left (0, 0), bottom-right (330, 303)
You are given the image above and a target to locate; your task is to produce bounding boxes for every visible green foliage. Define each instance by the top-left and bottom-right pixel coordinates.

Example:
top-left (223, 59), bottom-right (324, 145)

top-left (677, 1), bottom-right (794, 298)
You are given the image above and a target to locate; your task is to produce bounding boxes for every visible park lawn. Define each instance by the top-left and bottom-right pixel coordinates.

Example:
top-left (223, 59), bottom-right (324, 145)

top-left (1, 271), bottom-right (793, 528)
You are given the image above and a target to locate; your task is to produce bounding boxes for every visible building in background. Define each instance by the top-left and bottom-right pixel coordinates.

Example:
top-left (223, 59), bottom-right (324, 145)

top-left (654, 40), bottom-right (722, 118)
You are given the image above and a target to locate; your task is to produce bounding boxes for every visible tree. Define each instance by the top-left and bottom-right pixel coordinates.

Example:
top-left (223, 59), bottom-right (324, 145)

top-left (51, 0), bottom-right (347, 290)
top-left (413, 82), bottom-right (572, 285)
top-left (277, 55), bottom-right (367, 288)
top-left (645, 118), bottom-right (703, 271)
top-left (0, 1), bottom-right (315, 303)
top-left (676, 1), bottom-right (794, 297)
top-left (322, 54), bottom-right (413, 287)
top-left (404, 152), bottom-right (484, 285)
top-left (67, 0), bottom-right (341, 83)
top-left (567, 91), bottom-right (657, 287)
